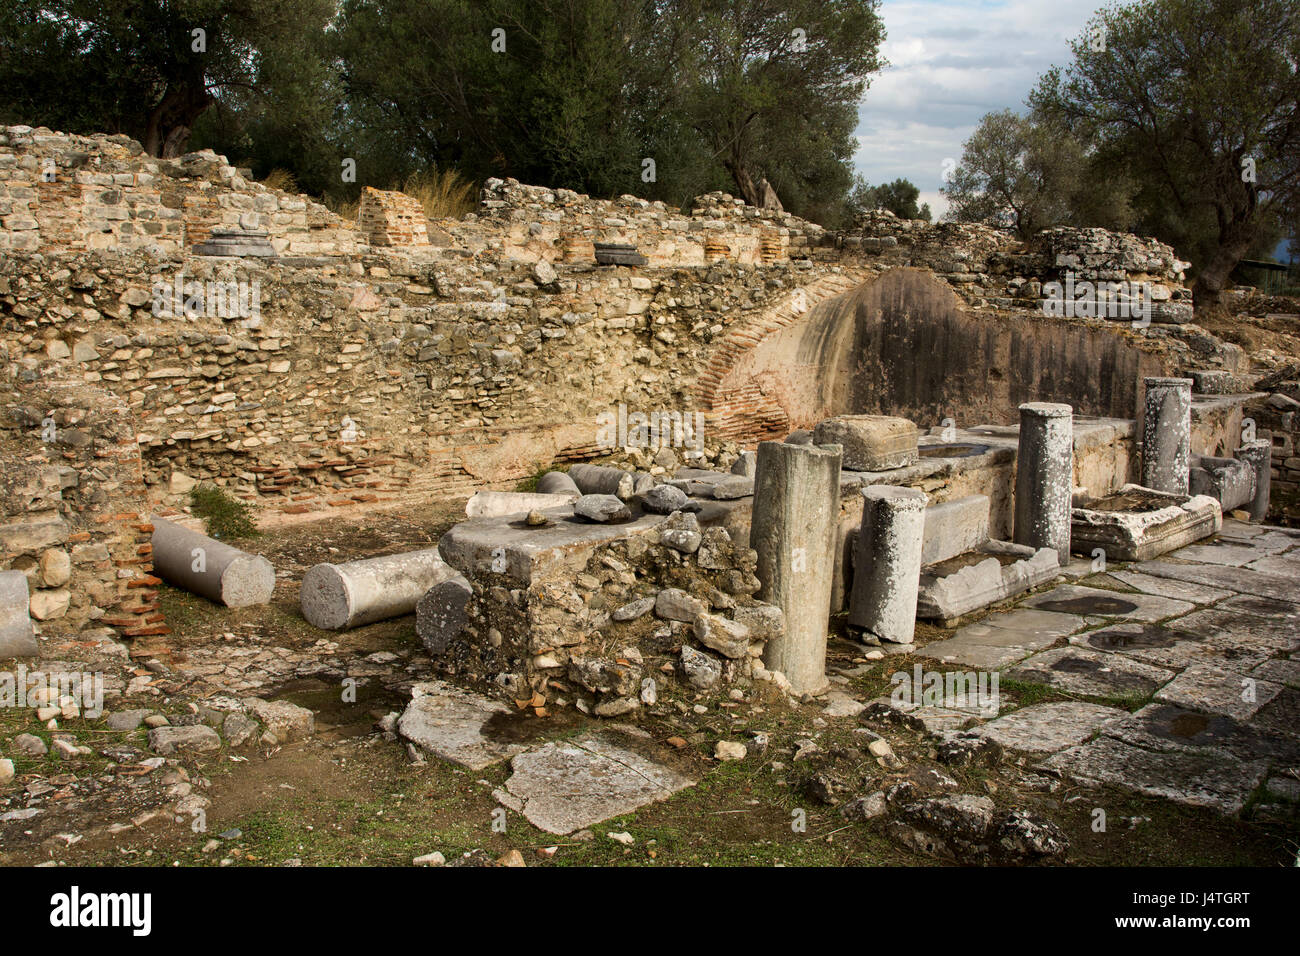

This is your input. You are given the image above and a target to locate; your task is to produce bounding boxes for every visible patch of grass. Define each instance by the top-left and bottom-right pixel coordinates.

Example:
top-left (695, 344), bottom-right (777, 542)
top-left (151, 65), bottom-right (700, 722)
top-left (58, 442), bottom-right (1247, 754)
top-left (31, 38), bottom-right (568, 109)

top-left (260, 168), bottom-right (298, 194)
top-left (189, 484), bottom-right (260, 541)
top-left (401, 168), bottom-right (477, 220)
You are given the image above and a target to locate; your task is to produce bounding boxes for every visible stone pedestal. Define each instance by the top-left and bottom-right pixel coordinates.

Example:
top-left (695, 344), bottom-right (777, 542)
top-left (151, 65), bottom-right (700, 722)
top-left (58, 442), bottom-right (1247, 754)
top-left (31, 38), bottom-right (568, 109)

top-left (751, 441), bottom-right (841, 695)
top-left (416, 574), bottom-right (473, 654)
top-left (151, 517), bottom-right (275, 608)
top-left (301, 548), bottom-right (458, 630)
top-left (1013, 402), bottom-right (1074, 565)
top-left (849, 486), bottom-right (927, 644)
top-left (1141, 377), bottom-right (1193, 494)
top-left (1235, 439), bottom-right (1272, 522)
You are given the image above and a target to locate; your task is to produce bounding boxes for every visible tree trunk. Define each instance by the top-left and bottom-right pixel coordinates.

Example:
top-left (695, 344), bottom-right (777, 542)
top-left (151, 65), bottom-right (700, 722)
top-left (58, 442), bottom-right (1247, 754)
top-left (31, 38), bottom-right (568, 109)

top-left (1192, 219), bottom-right (1256, 307)
top-left (723, 156), bottom-right (761, 208)
top-left (143, 82), bottom-right (212, 158)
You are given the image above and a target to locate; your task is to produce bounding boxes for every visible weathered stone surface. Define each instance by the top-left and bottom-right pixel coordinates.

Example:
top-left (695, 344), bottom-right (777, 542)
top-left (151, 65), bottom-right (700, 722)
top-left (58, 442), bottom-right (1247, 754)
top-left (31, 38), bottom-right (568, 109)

top-left (919, 608), bottom-right (1085, 669)
top-left (148, 724), bottom-right (221, 755)
top-left (1007, 646), bottom-right (1174, 698)
top-left (105, 709), bottom-right (150, 731)
top-left (972, 702), bottom-right (1127, 754)
top-left (416, 574), bottom-right (472, 655)
top-left (536, 471), bottom-right (581, 496)
top-left (1040, 735), bottom-right (1267, 815)
top-left (466, 490), bottom-right (577, 518)
top-left (752, 441), bottom-right (841, 694)
top-left (1106, 570), bottom-right (1233, 604)
top-left (1153, 662), bottom-right (1283, 720)
top-left (655, 587), bottom-right (705, 622)
top-left (813, 415), bottom-right (918, 471)
top-left (849, 485), bottom-right (927, 644)
top-left (680, 645), bottom-right (722, 689)
top-left (493, 733), bottom-right (695, 834)
top-left (1014, 402), bottom-right (1073, 565)
top-left (302, 547), bottom-right (456, 630)
top-left (1073, 488), bottom-right (1221, 563)
top-left (573, 494), bottom-right (632, 523)
top-left (693, 613), bottom-right (750, 659)
top-left (569, 464), bottom-right (634, 499)
top-left (398, 680), bottom-right (530, 770)
top-left (0, 571), bottom-right (38, 658)
top-left (1023, 583), bottom-right (1194, 623)
top-left (243, 698), bottom-right (315, 743)
top-left (612, 596), bottom-right (655, 621)
top-left (639, 484), bottom-right (689, 514)
top-left (152, 516), bottom-right (275, 608)
top-left (921, 495), bottom-right (991, 566)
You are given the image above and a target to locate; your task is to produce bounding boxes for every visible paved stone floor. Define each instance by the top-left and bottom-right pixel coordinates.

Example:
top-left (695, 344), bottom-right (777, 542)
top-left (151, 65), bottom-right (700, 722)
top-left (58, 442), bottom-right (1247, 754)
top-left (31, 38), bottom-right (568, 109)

top-left (920, 519), bottom-right (1300, 816)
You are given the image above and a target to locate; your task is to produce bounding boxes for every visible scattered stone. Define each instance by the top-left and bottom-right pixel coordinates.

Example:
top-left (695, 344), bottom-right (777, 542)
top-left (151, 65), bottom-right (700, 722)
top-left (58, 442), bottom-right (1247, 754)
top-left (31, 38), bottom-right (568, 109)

top-left (242, 698), bottom-right (315, 743)
top-left (680, 645), bottom-right (722, 689)
top-left (494, 733), bottom-right (695, 834)
top-left (574, 494), bottom-right (633, 523)
top-left (640, 484), bottom-right (689, 514)
top-left (148, 725), bottom-right (221, 756)
top-left (13, 733), bottom-right (47, 756)
top-left (714, 740), bottom-right (747, 761)
top-left (693, 613), bottom-right (750, 659)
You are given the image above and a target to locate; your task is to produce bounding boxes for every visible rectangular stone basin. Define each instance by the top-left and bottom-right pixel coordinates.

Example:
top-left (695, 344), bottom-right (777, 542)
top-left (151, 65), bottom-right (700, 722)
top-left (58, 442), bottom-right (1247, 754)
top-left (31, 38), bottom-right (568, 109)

top-left (917, 540), bottom-right (1061, 626)
top-left (1071, 484), bottom-right (1222, 563)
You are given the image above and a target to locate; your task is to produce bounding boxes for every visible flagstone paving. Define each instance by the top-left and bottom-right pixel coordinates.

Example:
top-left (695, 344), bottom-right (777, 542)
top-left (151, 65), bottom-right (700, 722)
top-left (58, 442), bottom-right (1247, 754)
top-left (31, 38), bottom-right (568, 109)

top-left (918, 519), bottom-right (1300, 816)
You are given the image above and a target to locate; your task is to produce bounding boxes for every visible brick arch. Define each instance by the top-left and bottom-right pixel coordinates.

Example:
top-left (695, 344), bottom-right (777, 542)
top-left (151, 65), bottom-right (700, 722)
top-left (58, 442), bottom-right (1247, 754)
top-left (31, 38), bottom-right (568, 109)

top-left (695, 266), bottom-right (876, 441)
top-left (697, 265), bottom-right (1165, 445)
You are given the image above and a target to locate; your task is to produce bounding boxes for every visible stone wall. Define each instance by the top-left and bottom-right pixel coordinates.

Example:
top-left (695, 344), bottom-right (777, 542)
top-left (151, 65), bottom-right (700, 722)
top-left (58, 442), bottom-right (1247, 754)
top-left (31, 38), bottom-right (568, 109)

top-left (0, 125), bottom-right (362, 257)
top-left (437, 509), bottom-right (786, 713)
top-left (0, 370), bottom-right (158, 645)
top-left (0, 123), bottom-right (1276, 579)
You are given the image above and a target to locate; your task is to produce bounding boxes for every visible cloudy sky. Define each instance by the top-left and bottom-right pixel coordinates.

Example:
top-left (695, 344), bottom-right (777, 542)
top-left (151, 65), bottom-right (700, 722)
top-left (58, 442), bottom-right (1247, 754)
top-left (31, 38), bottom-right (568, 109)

top-left (852, 0), bottom-right (1103, 219)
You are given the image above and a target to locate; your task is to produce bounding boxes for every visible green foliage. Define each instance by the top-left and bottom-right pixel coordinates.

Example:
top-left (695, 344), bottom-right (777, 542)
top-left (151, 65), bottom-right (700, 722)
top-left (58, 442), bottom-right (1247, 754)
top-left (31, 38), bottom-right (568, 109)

top-left (189, 484), bottom-right (260, 541)
top-left (850, 176), bottom-right (932, 221)
top-left (0, 0), bottom-right (885, 223)
top-left (0, 0), bottom-right (337, 158)
top-left (1029, 0), bottom-right (1300, 301)
top-left (942, 109), bottom-right (1135, 238)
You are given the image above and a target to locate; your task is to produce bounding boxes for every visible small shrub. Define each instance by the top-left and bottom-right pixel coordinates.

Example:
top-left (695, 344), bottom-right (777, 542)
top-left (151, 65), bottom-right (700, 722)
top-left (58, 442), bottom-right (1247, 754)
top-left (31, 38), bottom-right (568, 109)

top-left (189, 484), bottom-right (260, 541)
top-left (261, 168), bottom-right (299, 194)
top-left (401, 168), bottom-right (477, 220)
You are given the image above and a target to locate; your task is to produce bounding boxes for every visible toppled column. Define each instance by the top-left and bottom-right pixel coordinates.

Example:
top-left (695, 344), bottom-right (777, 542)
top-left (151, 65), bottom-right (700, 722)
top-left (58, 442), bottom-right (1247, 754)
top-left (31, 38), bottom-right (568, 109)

top-left (1235, 438), bottom-right (1272, 522)
top-left (466, 490), bottom-right (577, 518)
top-left (849, 487), bottom-right (927, 644)
top-left (0, 571), bottom-right (38, 657)
top-left (301, 548), bottom-right (458, 630)
top-left (1141, 377), bottom-right (1193, 494)
top-left (1013, 402), bottom-right (1074, 565)
top-left (751, 440), bottom-right (841, 695)
top-left (568, 463), bottom-right (634, 498)
top-left (151, 516), bottom-right (275, 607)
top-left (416, 574), bottom-right (472, 654)
top-left (536, 471), bottom-right (581, 496)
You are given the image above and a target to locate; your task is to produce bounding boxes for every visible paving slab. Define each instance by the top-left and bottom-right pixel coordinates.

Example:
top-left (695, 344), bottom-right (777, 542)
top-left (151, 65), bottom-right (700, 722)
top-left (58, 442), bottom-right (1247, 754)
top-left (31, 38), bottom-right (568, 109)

top-left (1163, 606), bottom-right (1300, 654)
top-left (1249, 687), bottom-right (1300, 743)
top-left (397, 681), bottom-right (532, 770)
top-left (1006, 646), bottom-right (1174, 699)
top-left (493, 733), bottom-right (696, 834)
top-left (1105, 570), bottom-right (1234, 605)
top-left (1023, 583), bottom-right (1194, 623)
top-left (1153, 662), bottom-right (1283, 720)
top-left (1167, 543), bottom-right (1262, 567)
top-left (971, 701), bottom-right (1127, 754)
top-left (1039, 735), bottom-right (1268, 815)
top-left (1244, 554), bottom-right (1300, 576)
top-left (917, 608), bottom-right (1083, 669)
top-left (1253, 659), bottom-right (1300, 688)
top-left (1069, 621), bottom-right (1274, 673)
top-left (1134, 560), bottom-right (1298, 603)
top-left (1103, 702), bottom-right (1300, 763)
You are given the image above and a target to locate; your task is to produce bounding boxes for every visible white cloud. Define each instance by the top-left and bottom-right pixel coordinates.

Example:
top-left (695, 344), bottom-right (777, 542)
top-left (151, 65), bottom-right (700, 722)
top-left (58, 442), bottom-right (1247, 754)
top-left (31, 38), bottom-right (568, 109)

top-left (853, 0), bottom-right (1103, 215)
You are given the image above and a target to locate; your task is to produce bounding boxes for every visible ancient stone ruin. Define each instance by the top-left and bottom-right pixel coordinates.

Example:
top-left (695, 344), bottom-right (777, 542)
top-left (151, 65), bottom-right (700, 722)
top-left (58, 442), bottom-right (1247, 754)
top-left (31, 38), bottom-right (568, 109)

top-left (2, 124), bottom-right (1298, 866)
